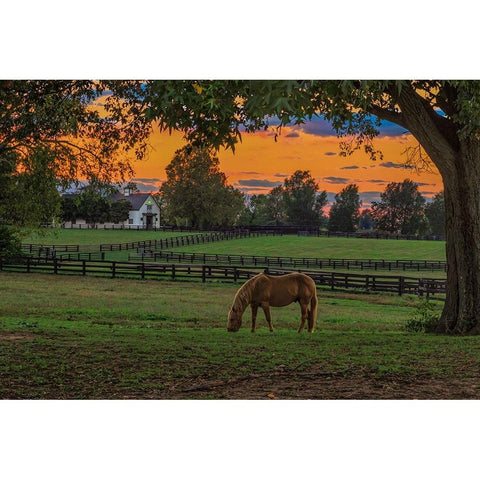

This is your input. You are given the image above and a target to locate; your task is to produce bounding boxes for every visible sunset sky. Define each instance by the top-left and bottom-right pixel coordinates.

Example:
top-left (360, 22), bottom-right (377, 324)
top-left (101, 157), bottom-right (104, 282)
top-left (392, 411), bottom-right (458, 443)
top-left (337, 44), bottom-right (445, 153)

top-left (130, 115), bottom-right (443, 208)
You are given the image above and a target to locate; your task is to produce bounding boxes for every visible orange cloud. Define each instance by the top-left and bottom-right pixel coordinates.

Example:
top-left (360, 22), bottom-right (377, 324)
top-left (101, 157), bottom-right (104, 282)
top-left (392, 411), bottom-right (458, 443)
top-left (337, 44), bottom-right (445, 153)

top-left (131, 125), bottom-right (443, 201)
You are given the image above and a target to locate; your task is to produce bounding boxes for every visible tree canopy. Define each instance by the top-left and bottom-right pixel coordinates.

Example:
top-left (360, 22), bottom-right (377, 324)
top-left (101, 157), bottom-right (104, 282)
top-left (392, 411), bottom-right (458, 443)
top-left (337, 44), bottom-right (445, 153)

top-left (371, 180), bottom-right (426, 235)
top-left (159, 146), bottom-right (244, 228)
top-left (281, 170), bottom-right (327, 226)
top-left (238, 173), bottom-right (327, 227)
top-left (328, 184), bottom-right (361, 232)
top-left (0, 80), bottom-right (151, 186)
top-left (425, 192), bottom-right (445, 237)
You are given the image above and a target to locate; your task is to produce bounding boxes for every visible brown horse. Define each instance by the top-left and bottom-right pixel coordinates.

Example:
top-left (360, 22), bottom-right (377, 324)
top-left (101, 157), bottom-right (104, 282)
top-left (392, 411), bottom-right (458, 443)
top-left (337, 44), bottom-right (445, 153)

top-left (227, 272), bottom-right (318, 333)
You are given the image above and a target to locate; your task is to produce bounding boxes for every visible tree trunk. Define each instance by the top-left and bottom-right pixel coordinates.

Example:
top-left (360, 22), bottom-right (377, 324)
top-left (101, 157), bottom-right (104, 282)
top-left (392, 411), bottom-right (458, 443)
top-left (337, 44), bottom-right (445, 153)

top-left (391, 86), bottom-right (480, 335)
top-left (435, 139), bottom-right (480, 334)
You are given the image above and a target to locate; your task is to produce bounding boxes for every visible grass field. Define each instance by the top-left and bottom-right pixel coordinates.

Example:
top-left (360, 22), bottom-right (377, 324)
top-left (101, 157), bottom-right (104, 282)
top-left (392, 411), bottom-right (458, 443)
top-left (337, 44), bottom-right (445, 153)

top-left (23, 229), bottom-right (446, 260)
top-left (22, 228), bottom-right (185, 245)
top-left (167, 235), bottom-right (447, 260)
top-left (2, 271), bottom-right (479, 399)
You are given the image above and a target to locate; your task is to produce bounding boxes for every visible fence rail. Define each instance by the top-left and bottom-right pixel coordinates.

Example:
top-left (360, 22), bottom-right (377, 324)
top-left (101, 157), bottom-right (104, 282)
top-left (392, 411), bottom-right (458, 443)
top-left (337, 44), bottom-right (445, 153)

top-left (0, 257), bottom-right (446, 299)
top-left (56, 223), bottom-right (445, 240)
top-left (21, 230), bottom-right (269, 258)
top-left (128, 250), bottom-right (447, 272)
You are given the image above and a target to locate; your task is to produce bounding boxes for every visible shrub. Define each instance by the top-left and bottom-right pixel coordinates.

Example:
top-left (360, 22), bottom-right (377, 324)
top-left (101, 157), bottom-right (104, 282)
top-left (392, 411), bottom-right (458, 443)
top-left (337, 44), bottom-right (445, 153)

top-left (405, 301), bottom-right (440, 333)
top-left (0, 225), bottom-right (23, 258)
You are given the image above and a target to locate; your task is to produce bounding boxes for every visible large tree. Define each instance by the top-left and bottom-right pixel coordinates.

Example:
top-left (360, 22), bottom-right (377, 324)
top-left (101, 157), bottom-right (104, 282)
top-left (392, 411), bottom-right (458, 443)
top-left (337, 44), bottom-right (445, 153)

top-left (239, 186), bottom-right (288, 226)
top-left (141, 80), bottom-right (480, 334)
top-left (328, 184), bottom-right (361, 232)
top-left (0, 81), bottom-right (150, 182)
top-left (160, 146), bottom-right (244, 228)
top-left (425, 192), bottom-right (446, 237)
top-left (371, 180), bottom-right (426, 235)
top-left (282, 170), bottom-right (327, 226)
top-left (0, 147), bottom-right (60, 227)
top-left (0, 80), bottom-right (151, 232)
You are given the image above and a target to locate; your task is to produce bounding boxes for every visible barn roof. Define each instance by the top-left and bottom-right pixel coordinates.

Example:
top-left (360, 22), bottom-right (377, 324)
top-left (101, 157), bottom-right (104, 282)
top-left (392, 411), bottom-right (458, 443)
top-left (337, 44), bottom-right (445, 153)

top-left (62, 191), bottom-right (152, 211)
top-left (110, 193), bottom-right (151, 211)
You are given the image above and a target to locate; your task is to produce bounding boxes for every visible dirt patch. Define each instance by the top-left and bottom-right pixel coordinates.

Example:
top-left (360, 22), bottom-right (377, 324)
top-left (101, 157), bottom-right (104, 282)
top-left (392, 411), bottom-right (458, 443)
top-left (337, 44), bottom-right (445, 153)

top-left (166, 369), bottom-right (480, 400)
top-left (0, 333), bottom-right (35, 341)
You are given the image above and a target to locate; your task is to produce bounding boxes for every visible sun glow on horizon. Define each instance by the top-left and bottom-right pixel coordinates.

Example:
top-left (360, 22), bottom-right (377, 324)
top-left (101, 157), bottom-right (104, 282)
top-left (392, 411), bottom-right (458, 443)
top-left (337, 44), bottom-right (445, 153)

top-left (130, 122), bottom-right (442, 208)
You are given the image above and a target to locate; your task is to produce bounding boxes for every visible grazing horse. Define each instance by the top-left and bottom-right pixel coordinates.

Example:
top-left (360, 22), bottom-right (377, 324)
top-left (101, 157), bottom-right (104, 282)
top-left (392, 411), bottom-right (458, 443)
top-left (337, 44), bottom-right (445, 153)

top-left (227, 272), bottom-right (318, 333)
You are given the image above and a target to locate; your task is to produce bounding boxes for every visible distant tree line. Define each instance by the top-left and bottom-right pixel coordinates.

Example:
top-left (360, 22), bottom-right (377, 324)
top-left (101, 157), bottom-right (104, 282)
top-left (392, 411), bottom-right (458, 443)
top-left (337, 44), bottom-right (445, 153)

top-left (369, 180), bottom-right (445, 236)
top-left (150, 146), bottom-right (447, 236)
top-left (237, 177), bottom-right (445, 237)
top-left (237, 170), bottom-right (328, 227)
top-left (2, 140), bottom-right (445, 237)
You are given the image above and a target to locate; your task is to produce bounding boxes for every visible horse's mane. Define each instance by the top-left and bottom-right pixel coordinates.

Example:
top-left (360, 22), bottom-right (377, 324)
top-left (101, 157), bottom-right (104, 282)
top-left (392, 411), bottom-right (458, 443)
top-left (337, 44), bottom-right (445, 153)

top-left (231, 273), bottom-right (263, 312)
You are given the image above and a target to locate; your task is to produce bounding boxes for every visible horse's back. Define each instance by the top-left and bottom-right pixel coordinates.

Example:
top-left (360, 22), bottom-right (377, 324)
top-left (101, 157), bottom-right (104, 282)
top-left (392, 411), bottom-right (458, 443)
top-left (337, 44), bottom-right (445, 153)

top-left (267, 272), bottom-right (315, 289)
top-left (255, 273), bottom-right (316, 306)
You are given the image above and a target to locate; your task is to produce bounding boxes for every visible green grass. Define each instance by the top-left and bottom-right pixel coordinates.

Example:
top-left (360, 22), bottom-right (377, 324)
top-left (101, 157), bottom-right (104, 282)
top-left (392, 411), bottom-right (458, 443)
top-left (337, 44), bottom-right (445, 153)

top-left (22, 228), bottom-right (186, 245)
top-left (20, 230), bottom-right (447, 268)
top-left (167, 235), bottom-right (446, 260)
top-left (2, 271), bottom-right (477, 399)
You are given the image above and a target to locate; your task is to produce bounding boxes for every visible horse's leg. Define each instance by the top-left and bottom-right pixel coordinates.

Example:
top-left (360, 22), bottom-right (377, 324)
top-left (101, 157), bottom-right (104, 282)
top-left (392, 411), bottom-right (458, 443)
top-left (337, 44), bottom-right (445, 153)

top-left (298, 301), bottom-right (308, 333)
top-left (251, 304), bottom-right (258, 332)
top-left (262, 304), bottom-right (274, 332)
top-left (307, 294), bottom-right (318, 333)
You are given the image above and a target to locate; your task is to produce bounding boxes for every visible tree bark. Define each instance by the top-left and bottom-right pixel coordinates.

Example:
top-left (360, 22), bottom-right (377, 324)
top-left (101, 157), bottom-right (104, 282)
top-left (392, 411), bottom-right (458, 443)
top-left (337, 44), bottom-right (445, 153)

top-left (393, 85), bottom-right (480, 334)
top-left (435, 139), bottom-right (480, 334)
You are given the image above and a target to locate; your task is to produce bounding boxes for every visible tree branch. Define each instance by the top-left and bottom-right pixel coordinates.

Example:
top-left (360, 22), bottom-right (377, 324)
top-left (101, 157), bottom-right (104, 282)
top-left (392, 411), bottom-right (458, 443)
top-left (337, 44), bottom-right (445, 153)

top-left (396, 84), bottom-right (458, 178)
top-left (366, 104), bottom-right (410, 132)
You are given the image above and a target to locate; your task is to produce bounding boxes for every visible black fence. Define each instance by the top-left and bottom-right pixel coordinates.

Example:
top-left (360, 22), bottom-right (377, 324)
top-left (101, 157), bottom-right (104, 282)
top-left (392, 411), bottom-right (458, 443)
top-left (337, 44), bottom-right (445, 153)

top-left (129, 250), bottom-right (447, 273)
top-left (0, 257), bottom-right (446, 299)
top-left (21, 230), bottom-right (271, 258)
top-left (45, 223), bottom-right (447, 240)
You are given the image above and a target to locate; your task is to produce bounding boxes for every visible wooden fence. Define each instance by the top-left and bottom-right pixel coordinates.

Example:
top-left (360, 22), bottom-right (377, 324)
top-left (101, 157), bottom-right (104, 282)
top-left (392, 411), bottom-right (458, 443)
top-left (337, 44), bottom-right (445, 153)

top-left (129, 250), bottom-right (447, 272)
top-left (21, 230), bottom-right (266, 258)
top-left (0, 257), bottom-right (446, 298)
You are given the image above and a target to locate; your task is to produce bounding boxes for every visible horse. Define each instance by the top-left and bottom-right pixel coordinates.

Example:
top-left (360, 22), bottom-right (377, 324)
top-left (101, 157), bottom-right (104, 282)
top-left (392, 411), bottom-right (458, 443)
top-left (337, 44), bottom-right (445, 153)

top-left (227, 272), bottom-right (318, 333)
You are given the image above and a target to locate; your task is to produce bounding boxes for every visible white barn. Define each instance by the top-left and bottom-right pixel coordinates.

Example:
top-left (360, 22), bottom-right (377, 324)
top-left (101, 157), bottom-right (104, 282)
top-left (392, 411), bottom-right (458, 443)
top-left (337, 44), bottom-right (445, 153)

top-left (110, 191), bottom-right (160, 229)
top-left (63, 190), bottom-right (161, 229)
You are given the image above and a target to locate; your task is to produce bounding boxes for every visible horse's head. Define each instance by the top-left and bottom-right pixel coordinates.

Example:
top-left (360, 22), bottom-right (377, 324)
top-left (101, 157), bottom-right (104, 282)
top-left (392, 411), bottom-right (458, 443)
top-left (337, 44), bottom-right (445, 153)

top-left (227, 308), bottom-right (242, 332)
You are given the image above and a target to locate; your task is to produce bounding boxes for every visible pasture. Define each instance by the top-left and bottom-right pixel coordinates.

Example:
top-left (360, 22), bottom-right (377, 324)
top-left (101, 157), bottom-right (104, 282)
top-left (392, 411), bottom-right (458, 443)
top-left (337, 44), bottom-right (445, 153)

top-left (1, 271), bottom-right (480, 399)
top-left (22, 229), bottom-right (447, 267)
top-left (22, 228), bottom-right (184, 245)
top-left (166, 234), bottom-right (447, 260)
top-left (1, 230), bottom-right (465, 399)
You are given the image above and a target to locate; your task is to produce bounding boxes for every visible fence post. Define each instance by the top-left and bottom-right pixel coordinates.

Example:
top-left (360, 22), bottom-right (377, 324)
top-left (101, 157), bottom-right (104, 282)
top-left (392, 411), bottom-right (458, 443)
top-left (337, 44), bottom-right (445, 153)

top-left (53, 258), bottom-right (58, 275)
top-left (172, 264), bottom-right (176, 280)
top-left (399, 276), bottom-right (404, 296)
top-left (112, 262), bottom-right (116, 278)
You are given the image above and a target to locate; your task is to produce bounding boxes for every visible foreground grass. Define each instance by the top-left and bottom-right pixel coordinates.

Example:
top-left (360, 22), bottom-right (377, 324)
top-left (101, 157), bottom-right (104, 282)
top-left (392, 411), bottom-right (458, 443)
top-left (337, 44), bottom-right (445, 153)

top-left (1, 272), bottom-right (478, 399)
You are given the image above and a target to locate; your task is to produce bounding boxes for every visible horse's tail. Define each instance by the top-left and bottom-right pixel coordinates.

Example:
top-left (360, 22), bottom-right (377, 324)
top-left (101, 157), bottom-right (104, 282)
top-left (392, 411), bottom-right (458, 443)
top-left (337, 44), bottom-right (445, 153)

top-left (308, 290), bottom-right (318, 332)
